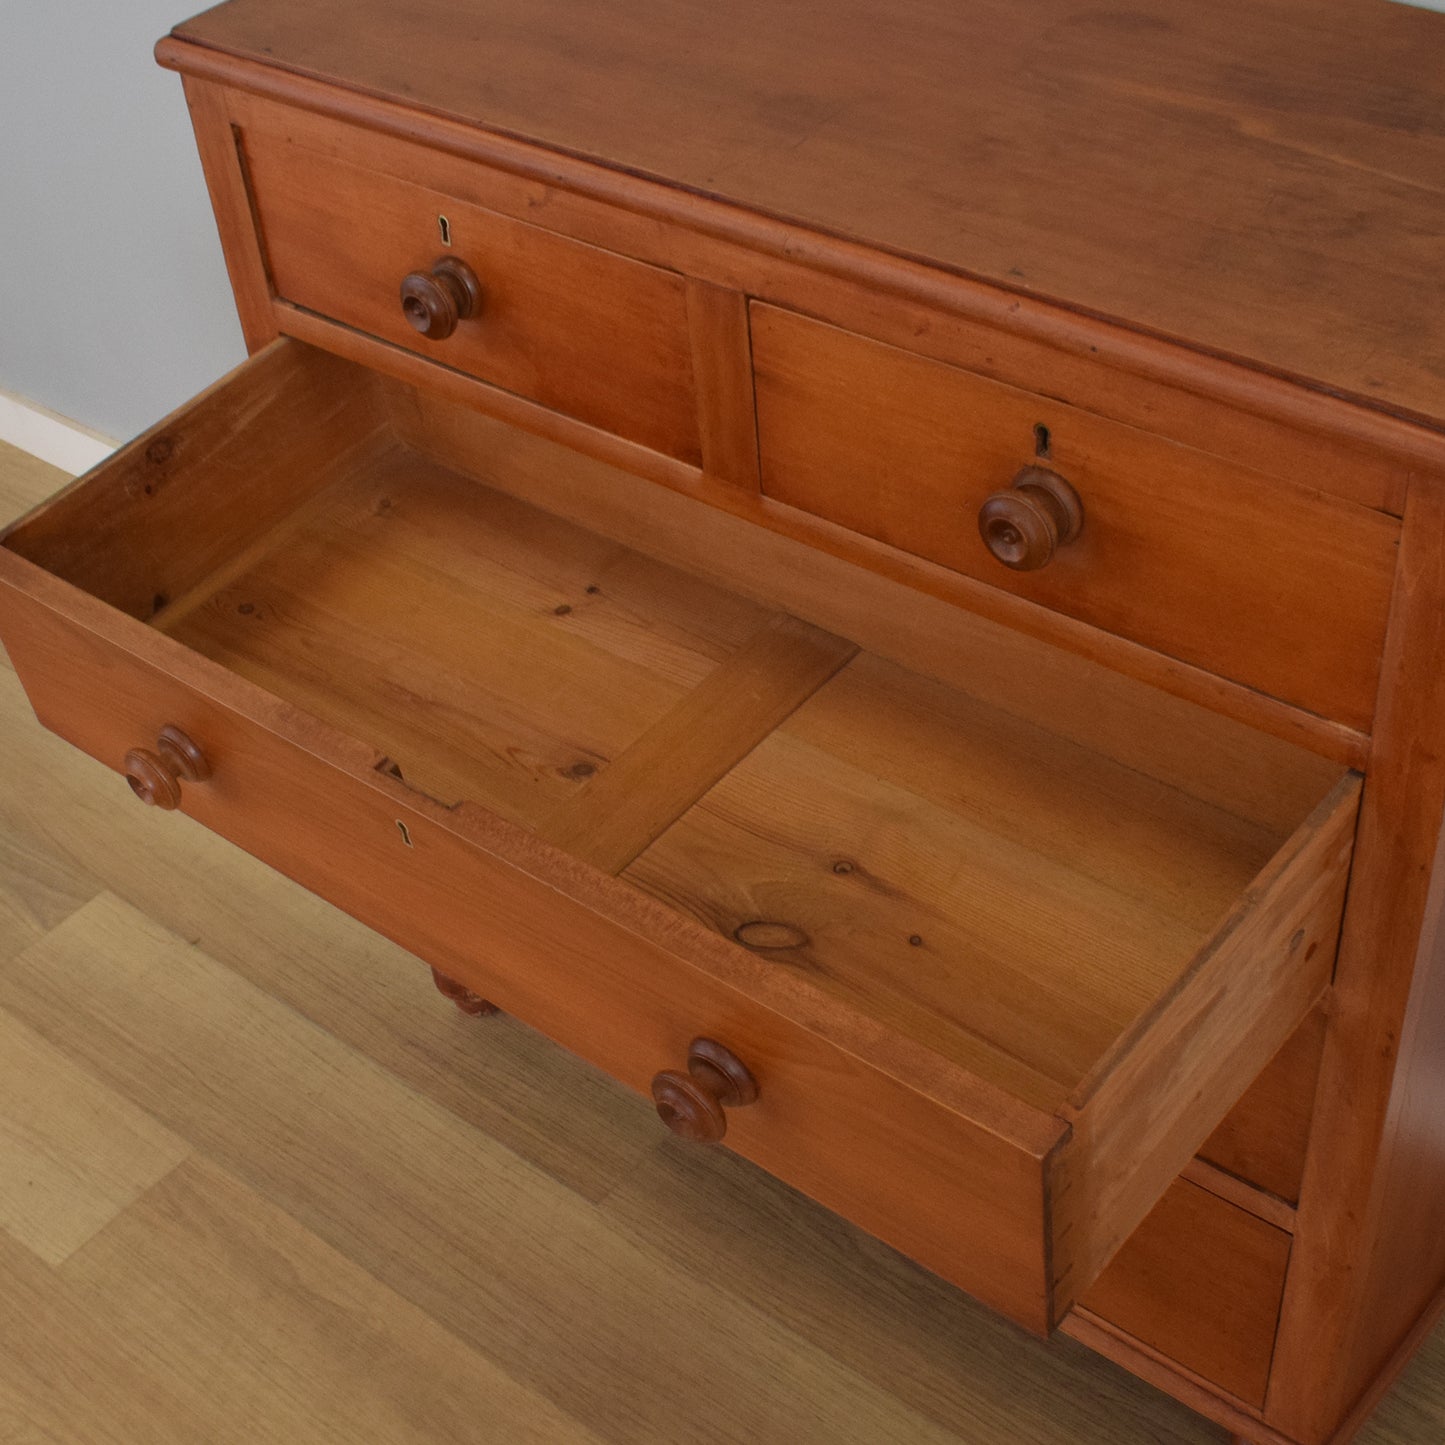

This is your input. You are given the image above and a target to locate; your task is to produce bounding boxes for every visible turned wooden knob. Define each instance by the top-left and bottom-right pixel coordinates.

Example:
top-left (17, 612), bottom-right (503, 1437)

top-left (651, 1037), bottom-right (759, 1144)
top-left (978, 466), bottom-right (1084, 571)
top-left (124, 725), bottom-right (210, 810)
top-left (399, 256), bottom-right (482, 340)
top-left (430, 967), bottom-right (498, 1017)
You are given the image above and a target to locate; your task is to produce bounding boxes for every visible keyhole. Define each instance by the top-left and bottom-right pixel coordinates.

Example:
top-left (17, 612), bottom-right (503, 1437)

top-left (396, 820), bottom-right (414, 848)
top-left (1033, 422), bottom-right (1052, 458)
top-left (438, 215), bottom-right (451, 246)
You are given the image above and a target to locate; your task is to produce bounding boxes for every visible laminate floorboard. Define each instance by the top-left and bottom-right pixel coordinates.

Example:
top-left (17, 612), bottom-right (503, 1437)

top-left (0, 439), bottom-right (1439, 1443)
top-left (0, 1007), bottom-right (189, 1265)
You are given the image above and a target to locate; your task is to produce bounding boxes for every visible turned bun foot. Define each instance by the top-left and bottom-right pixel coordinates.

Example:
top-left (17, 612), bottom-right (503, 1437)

top-left (430, 967), bottom-right (498, 1016)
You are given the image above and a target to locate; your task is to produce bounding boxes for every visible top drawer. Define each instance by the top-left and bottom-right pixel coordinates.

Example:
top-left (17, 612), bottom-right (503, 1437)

top-left (239, 117), bottom-right (700, 464)
top-left (752, 304), bottom-right (1399, 732)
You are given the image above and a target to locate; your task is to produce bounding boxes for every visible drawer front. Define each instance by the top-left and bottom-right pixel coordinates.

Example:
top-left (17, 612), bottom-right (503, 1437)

top-left (240, 122), bottom-right (700, 464)
top-left (752, 303), bottom-right (1398, 732)
top-left (0, 564), bottom-right (1058, 1333)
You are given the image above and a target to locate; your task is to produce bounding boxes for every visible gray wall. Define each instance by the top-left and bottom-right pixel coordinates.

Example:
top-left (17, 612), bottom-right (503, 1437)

top-left (0, 2), bottom-right (246, 441)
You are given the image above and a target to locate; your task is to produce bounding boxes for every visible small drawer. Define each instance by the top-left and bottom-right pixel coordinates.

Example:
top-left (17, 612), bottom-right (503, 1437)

top-left (751, 303), bottom-right (1398, 733)
top-left (237, 113), bottom-right (700, 464)
top-left (0, 340), bottom-right (1359, 1334)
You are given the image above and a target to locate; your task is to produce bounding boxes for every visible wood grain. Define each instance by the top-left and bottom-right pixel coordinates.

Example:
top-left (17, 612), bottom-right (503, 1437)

top-left (626, 648), bottom-right (1316, 1107)
top-left (752, 303), bottom-right (1398, 732)
top-left (179, 76), bottom-right (278, 353)
top-left (0, 1153), bottom-right (607, 1443)
top-left (0, 892), bottom-right (998, 1445)
top-left (685, 278), bottom-right (761, 490)
top-left (8, 0), bottom-right (1445, 1389)
top-left (0, 447), bottom-right (82, 955)
top-left (387, 383), bottom-right (1360, 800)
top-left (1, 340), bottom-right (382, 622)
top-left (1, 452), bottom-right (1356, 1331)
top-left (600, 1129), bottom-right (1240, 1445)
top-left (166, 0), bottom-right (1445, 429)
top-left (1078, 1178), bottom-right (1292, 1409)
top-left (1269, 475), bottom-right (1445, 1442)
top-left (0, 1007), bottom-right (188, 1265)
top-left (55, 1155), bottom-right (607, 1444)
top-left (0, 1229), bottom-right (238, 1445)
top-left (0, 654), bottom-right (656, 1204)
top-left (0, 399), bottom-right (1054, 1129)
top-left (4, 436), bottom-right (1441, 1442)
top-left (0, 887), bottom-right (1236, 1445)
top-left (537, 615), bottom-right (856, 873)
top-left (162, 448), bottom-right (771, 827)
top-left (1052, 774), bottom-right (1357, 1314)
top-left (207, 83), bottom-right (1432, 515)
top-left (0, 559), bottom-right (1069, 1331)
top-left (0, 358), bottom-right (1361, 1354)
top-left (265, 299), bottom-right (1379, 765)
top-left (240, 120), bottom-right (700, 463)
top-left (1197, 1005), bottom-right (1328, 1207)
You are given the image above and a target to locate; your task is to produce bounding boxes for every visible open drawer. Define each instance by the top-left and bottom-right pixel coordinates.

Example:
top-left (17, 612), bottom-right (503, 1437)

top-left (0, 340), bottom-right (1358, 1333)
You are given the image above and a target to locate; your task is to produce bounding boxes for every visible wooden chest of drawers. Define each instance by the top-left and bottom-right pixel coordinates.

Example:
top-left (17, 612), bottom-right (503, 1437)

top-left (4, 3), bottom-right (1444, 1440)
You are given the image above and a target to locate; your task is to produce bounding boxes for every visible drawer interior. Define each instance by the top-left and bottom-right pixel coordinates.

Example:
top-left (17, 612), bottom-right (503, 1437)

top-left (159, 452), bottom-right (784, 833)
top-left (623, 649), bottom-right (1296, 1110)
top-left (2, 339), bottom-right (1350, 1111)
top-left (0, 339), bottom-right (1357, 1321)
top-left (130, 454), bottom-right (1305, 1112)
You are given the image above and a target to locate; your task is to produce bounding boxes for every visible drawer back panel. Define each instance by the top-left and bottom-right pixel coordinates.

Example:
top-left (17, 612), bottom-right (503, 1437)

top-left (752, 303), bottom-right (1399, 733)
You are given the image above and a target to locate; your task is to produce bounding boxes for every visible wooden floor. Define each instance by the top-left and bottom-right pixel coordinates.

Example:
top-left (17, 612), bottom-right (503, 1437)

top-left (0, 439), bottom-right (1440, 1444)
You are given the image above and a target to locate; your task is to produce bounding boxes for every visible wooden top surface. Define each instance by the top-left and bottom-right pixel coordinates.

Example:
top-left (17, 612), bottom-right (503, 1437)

top-left (171, 0), bottom-right (1445, 429)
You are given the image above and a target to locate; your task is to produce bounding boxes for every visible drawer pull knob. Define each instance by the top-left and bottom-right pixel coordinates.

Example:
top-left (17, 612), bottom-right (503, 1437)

top-left (651, 1037), bottom-right (759, 1144)
top-left (399, 256), bottom-right (482, 340)
top-left (124, 725), bottom-right (210, 810)
top-left (978, 466), bottom-right (1084, 571)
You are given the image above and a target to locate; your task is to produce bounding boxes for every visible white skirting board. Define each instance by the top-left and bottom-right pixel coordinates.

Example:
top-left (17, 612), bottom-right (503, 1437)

top-left (0, 391), bottom-right (118, 477)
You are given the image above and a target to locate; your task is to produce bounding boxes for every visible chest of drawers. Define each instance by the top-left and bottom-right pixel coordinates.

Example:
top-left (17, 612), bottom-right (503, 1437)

top-left (4, 3), bottom-right (1444, 1440)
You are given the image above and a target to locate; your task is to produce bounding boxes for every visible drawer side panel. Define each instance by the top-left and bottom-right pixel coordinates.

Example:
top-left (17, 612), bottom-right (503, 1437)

top-left (1050, 777), bottom-right (1357, 1317)
top-left (1197, 1004), bottom-right (1327, 1206)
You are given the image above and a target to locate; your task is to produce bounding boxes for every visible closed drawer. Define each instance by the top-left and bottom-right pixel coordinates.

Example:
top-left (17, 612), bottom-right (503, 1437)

top-left (0, 340), bottom-right (1359, 1334)
top-left (238, 112), bottom-right (700, 464)
top-left (752, 303), bottom-right (1398, 732)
